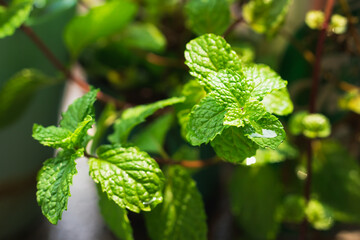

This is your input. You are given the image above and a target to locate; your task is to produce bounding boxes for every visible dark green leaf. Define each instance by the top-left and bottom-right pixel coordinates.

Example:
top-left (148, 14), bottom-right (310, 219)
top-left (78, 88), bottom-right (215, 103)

top-left (145, 166), bottom-right (207, 240)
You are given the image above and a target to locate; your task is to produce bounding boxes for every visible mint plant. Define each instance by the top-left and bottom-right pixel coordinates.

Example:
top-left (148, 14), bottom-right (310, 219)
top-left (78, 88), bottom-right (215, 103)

top-left (1, 0), bottom-right (360, 239)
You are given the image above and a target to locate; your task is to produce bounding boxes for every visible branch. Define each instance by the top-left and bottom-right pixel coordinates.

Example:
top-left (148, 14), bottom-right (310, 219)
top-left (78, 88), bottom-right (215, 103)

top-left (301, 1), bottom-right (336, 240)
top-left (155, 157), bottom-right (220, 169)
top-left (223, 17), bottom-right (244, 38)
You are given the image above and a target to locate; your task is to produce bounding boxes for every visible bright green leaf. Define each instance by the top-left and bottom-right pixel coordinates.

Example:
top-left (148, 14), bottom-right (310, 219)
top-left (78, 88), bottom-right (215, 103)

top-left (252, 141), bottom-right (298, 165)
top-left (242, 64), bottom-right (287, 99)
top-left (302, 113), bottom-right (331, 138)
top-left (60, 89), bottom-right (98, 132)
top-left (305, 10), bottom-right (324, 30)
top-left (0, 0), bottom-right (33, 38)
top-left (211, 127), bottom-right (258, 163)
top-left (121, 23), bottom-right (166, 53)
top-left (132, 113), bottom-right (173, 157)
top-left (288, 111), bottom-right (308, 135)
top-left (230, 165), bottom-right (282, 239)
top-left (186, 95), bottom-right (227, 145)
top-left (330, 14), bottom-right (347, 34)
top-left (64, 0), bottom-right (137, 57)
top-left (36, 148), bottom-right (83, 224)
top-left (262, 87), bottom-right (293, 115)
top-left (32, 124), bottom-right (72, 148)
top-left (0, 69), bottom-right (54, 128)
top-left (339, 89), bottom-right (360, 114)
top-left (98, 189), bottom-right (134, 240)
top-left (244, 113), bottom-right (285, 149)
top-left (280, 194), bottom-right (306, 223)
top-left (89, 145), bottom-right (165, 213)
top-left (185, 0), bottom-right (230, 36)
top-left (145, 166), bottom-right (207, 240)
top-left (305, 199), bottom-right (334, 230)
top-left (109, 97), bottom-right (184, 144)
top-left (184, 33), bottom-right (241, 81)
top-left (243, 0), bottom-right (292, 37)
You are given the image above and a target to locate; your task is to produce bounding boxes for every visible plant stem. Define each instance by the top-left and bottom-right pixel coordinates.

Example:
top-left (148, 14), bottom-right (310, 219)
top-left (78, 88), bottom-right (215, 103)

top-left (300, 1), bottom-right (335, 239)
top-left (223, 17), bottom-right (244, 38)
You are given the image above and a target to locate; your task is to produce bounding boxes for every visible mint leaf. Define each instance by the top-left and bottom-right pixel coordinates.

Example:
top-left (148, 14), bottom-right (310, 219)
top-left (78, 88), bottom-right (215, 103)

top-left (184, 0), bottom-right (230, 36)
top-left (98, 189), bottom-right (134, 240)
top-left (184, 34), bottom-right (241, 81)
top-left (33, 115), bottom-right (94, 149)
top-left (243, 0), bottom-right (292, 37)
top-left (244, 113), bottom-right (285, 149)
top-left (230, 165), bottom-right (282, 239)
top-left (0, 0), bottom-right (33, 38)
top-left (64, 0), bottom-right (138, 57)
top-left (280, 195), bottom-right (306, 223)
top-left (60, 89), bottom-right (98, 132)
top-left (242, 64), bottom-right (287, 99)
top-left (302, 113), bottom-right (331, 138)
top-left (0, 69), bottom-right (54, 128)
top-left (36, 149), bottom-right (83, 224)
top-left (145, 166), bottom-right (207, 240)
top-left (262, 87), bottom-right (293, 115)
top-left (187, 96), bottom-right (227, 145)
top-left (32, 124), bottom-right (72, 148)
top-left (211, 127), bottom-right (258, 163)
top-left (305, 199), bottom-right (334, 230)
top-left (89, 145), bottom-right (165, 213)
top-left (109, 97), bottom-right (184, 144)
top-left (132, 113), bottom-right (173, 156)
top-left (121, 23), bottom-right (166, 53)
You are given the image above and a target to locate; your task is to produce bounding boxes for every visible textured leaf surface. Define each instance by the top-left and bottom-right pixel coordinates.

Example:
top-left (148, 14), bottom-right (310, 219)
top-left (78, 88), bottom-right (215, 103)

top-left (132, 113), bottom-right (173, 156)
top-left (262, 87), bottom-right (293, 115)
top-left (89, 145), bottom-right (165, 213)
top-left (98, 189), bottom-right (134, 240)
top-left (242, 64), bottom-right (287, 99)
top-left (36, 149), bottom-right (83, 224)
top-left (109, 97), bottom-right (184, 144)
top-left (0, 69), bottom-right (54, 128)
top-left (184, 34), bottom-right (241, 81)
top-left (121, 23), bottom-right (166, 53)
top-left (187, 96), bottom-right (226, 145)
top-left (145, 166), bottom-right (207, 240)
top-left (243, 0), bottom-right (292, 37)
top-left (64, 0), bottom-right (137, 57)
top-left (230, 165), bottom-right (282, 239)
top-left (244, 113), bottom-right (285, 149)
top-left (185, 0), bottom-right (230, 36)
top-left (211, 127), bottom-right (258, 163)
top-left (60, 89), bottom-right (98, 132)
top-left (32, 125), bottom-right (72, 148)
top-left (0, 0), bottom-right (33, 38)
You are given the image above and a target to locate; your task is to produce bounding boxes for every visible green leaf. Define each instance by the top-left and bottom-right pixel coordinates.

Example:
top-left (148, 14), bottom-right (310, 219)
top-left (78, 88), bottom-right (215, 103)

top-left (109, 97), bottom-right (184, 144)
top-left (0, 69), bottom-right (54, 128)
top-left (36, 148), bottom-right (83, 224)
top-left (305, 199), bottom-right (334, 230)
top-left (121, 23), bottom-right (166, 53)
top-left (279, 194), bottom-right (306, 223)
top-left (177, 80), bottom-right (206, 138)
top-left (0, 0), bottom-right (33, 38)
top-left (64, 0), bottom-right (138, 57)
top-left (288, 111), bottom-right (308, 135)
top-left (186, 95), bottom-right (227, 145)
top-left (132, 113), bottom-right (173, 157)
top-left (89, 145), bottom-right (165, 213)
top-left (230, 165), bottom-right (282, 240)
top-left (339, 89), bottom-right (360, 114)
top-left (252, 141), bottom-right (298, 165)
top-left (33, 115), bottom-right (94, 149)
top-left (262, 87), bottom-right (293, 115)
top-left (244, 113), bottom-right (285, 149)
top-left (145, 166), bottom-right (207, 240)
top-left (211, 127), bottom-right (258, 163)
top-left (32, 124), bottom-right (72, 148)
top-left (98, 188), bottom-right (134, 240)
top-left (242, 64), bottom-right (287, 99)
top-left (184, 33), bottom-right (242, 81)
top-left (302, 113), bottom-right (331, 138)
top-left (305, 10), bottom-right (324, 30)
top-left (243, 0), bottom-right (292, 37)
top-left (312, 140), bottom-right (360, 223)
top-left (184, 0), bottom-right (230, 36)
top-left (60, 89), bottom-right (98, 132)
